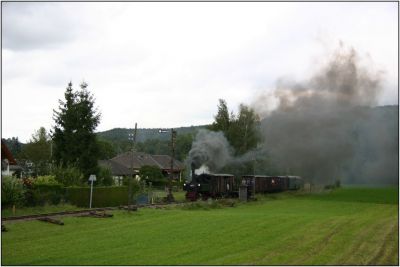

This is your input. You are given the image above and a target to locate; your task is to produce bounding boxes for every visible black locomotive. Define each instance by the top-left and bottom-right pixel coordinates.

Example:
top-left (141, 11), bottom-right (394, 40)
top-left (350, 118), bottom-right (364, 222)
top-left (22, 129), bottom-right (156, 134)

top-left (183, 173), bottom-right (237, 201)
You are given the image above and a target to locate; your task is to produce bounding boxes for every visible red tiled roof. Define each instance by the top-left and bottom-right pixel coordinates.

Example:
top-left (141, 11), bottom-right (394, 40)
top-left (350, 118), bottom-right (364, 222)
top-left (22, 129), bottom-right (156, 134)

top-left (1, 140), bottom-right (17, 165)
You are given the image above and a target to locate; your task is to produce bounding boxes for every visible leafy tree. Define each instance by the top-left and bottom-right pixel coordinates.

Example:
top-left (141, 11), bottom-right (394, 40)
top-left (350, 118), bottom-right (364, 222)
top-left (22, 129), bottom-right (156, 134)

top-left (209, 99), bottom-right (261, 156)
top-left (51, 165), bottom-right (83, 186)
top-left (19, 127), bottom-right (51, 176)
top-left (139, 165), bottom-right (166, 186)
top-left (97, 138), bottom-right (117, 159)
top-left (230, 104), bottom-right (261, 155)
top-left (208, 99), bottom-right (231, 133)
top-left (52, 82), bottom-right (101, 180)
top-left (175, 133), bottom-right (194, 161)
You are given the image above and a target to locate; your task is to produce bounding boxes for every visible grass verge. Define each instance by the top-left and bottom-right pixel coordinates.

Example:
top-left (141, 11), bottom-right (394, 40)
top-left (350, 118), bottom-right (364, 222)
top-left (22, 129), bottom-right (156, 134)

top-left (2, 187), bottom-right (398, 265)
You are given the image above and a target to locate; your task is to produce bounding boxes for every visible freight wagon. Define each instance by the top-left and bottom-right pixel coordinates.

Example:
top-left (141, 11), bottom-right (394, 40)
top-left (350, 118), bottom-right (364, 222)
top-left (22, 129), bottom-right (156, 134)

top-left (184, 172), bottom-right (303, 201)
top-left (183, 173), bottom-right (236, 201)
top-left (241, 175), bottom-right (303, 197)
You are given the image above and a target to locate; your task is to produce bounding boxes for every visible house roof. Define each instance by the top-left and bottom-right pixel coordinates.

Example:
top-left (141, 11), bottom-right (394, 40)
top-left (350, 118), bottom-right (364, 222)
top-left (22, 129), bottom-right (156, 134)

top-left (108, 152), bottom-right (185, 173)
top-left (151, 155), bottom-right (185, 170)
top-left (1, 140), bottom-right (17, 165)
top-left (98, 159), bottom-right (131, 176)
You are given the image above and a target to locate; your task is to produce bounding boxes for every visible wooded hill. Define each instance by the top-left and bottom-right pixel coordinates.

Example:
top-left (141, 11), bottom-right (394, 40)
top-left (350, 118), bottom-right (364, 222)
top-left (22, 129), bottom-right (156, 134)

top-left (96, 125), bottom-right (207, 143)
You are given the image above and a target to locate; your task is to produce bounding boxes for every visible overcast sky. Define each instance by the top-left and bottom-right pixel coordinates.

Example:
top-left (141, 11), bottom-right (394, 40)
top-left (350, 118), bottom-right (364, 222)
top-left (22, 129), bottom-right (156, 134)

top-left (2, 2), bottom-right (398, 143)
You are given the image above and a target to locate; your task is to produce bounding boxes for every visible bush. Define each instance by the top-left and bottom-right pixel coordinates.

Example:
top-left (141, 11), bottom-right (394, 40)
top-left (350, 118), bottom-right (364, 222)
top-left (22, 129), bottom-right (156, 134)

top-left (98, 166), bottom-right (114, 186)
top-left (65, 186), bottom-right (140, 208)
top-left (171, 179), bottom-right (185, 189)
top-left (139, 165), bottom-right (167, 187)
top-left (52, 165), bottom-right (83, 186)
top-left (23, 176), bottom-right (65, 206)
top-left (1, 176), bottom-right (25, 208)
top-left (35, 175), bottom-right (61, 185)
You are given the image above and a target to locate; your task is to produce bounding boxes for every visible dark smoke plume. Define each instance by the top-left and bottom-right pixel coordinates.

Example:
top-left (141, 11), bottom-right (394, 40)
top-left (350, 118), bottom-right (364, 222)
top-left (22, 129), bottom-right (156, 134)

top-left (185, 45), bottom-right (397, 185)
top-left (186, 129), bottom-right (233, 175)
top-left (255, 45), bottom-right (398, 185)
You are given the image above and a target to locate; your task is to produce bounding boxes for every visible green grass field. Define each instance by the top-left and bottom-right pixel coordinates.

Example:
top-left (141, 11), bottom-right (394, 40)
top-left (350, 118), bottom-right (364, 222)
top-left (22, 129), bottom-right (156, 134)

top-left (2, 187), bottom-right (398, 265)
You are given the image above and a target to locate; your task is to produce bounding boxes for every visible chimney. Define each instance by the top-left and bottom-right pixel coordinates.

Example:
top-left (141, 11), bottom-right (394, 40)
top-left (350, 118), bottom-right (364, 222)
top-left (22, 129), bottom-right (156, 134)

top-left (191, 162), bottom-right (196, 180)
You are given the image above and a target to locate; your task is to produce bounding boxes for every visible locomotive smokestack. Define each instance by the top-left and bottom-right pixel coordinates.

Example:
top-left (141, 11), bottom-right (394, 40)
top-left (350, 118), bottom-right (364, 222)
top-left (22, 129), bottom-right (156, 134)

top-left (191, 162), bottom-right (195, 179)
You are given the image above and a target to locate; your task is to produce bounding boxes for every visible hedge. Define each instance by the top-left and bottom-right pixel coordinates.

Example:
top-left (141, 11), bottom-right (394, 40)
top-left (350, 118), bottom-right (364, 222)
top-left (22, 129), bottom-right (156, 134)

top-left (65, 186), bottom-right (133, 208)
top-left (29, 184), bottom-right (65, 206)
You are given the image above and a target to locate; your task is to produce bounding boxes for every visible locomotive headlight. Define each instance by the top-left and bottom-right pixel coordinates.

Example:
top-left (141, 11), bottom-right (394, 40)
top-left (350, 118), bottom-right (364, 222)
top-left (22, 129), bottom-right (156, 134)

top-left (198, 184), bottom-right (201, 187)
top-left (183, 183), bottom-right (186, 186)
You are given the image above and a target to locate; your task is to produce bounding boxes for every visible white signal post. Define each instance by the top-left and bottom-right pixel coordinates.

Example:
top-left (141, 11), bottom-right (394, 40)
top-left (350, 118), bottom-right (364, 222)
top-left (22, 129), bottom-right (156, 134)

top-left (89, 174), bottom-right (97, 208)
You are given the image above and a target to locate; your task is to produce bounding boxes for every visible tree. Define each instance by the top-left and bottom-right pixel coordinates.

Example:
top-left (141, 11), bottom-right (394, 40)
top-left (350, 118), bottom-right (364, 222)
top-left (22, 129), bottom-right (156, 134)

top-left (51, 165), bottom-right (83, 186)
top-left (3, 137), bottom-right (23, 158)
top-left (139, 165), bottom-right (166, 186)
top-left (97, 138), bottom-right (117, 159)
top-left (52, 82), bottom-right (101, 181)
top-left (209, 99), bottom-right (261, 156)
top-left (230, 104), bottom-right (261, 155)
top-left (208, 99), bottom-right (231, 133)
top-left (175, 133), bottom-right (194, 161)
top-left (19, 127), bottom-right (52, 176)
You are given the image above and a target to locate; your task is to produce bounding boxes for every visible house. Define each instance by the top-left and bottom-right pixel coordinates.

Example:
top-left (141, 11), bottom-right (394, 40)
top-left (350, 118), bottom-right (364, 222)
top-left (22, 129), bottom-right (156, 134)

top-left (1, 140), bottom-right (22, 177)
top-left (99, 151), bottom-right (185, 184)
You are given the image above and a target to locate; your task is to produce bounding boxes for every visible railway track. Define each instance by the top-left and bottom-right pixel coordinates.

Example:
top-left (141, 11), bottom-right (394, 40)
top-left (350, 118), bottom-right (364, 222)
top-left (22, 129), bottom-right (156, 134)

top-left (2, 202), bottom-right (185, 223)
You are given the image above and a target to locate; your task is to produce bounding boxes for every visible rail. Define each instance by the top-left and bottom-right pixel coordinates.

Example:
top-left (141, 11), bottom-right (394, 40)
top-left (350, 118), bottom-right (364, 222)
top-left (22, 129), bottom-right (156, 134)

top-left (2, 202), bottom-right (185, 222)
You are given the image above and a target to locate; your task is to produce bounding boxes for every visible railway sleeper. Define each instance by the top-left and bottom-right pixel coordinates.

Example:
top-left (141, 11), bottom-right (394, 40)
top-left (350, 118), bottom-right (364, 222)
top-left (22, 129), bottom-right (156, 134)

top-left (118, 205), bottom-right (138, 211)
top-left (37, 217), bottom-right (64, 225)
top-left (80, 211), bottom-right (114, 218)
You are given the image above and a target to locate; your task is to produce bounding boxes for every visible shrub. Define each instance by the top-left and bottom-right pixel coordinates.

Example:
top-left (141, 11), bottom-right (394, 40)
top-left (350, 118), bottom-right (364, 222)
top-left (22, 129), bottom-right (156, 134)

top-left (139, 165), bottom-right (167, 187)
top-left (34, 175), bottom-right (60, 185)
top-left (171, 179), bottom-right (185, 190)
top-left (98, 166), bottom-right (114, 186)
top-left (52, 165), bottom-right (83, 186)
top-left (1, 176), bottom-right (25, 208)
top-left (23, 176), bottom-right (65, 206)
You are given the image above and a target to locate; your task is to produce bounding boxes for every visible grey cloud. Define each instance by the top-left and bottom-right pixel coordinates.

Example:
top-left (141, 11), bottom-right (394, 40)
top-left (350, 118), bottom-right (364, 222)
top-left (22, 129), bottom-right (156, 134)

top-left (2, 3), bottom-right (80, 51)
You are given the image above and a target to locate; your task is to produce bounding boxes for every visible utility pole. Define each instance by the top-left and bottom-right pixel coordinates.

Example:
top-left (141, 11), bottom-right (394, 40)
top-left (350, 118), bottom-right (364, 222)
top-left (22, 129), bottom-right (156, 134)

top-left (166, 129), bottom-right (177, 202)
top-left (159, 128), bottom-right (176, 203)
top-left (128, 123), bottom-right (137, 211)
top-left (253, 155), bottom-right (256, 198)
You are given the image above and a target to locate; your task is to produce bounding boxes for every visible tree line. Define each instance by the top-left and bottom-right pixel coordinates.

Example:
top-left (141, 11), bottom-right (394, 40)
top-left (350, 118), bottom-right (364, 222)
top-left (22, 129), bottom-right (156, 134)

top-left (5, 82), bottom-right (261, 187)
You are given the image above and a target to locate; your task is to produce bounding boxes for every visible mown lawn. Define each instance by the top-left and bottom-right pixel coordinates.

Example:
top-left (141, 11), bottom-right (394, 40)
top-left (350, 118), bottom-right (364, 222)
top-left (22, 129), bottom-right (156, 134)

top-left (1, 187), bottom-right (398, 265)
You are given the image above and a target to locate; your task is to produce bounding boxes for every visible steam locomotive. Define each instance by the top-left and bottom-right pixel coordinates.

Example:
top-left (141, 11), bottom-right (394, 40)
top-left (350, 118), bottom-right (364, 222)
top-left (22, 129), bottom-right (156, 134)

top-left (183, 172), bottom-right (303, 201)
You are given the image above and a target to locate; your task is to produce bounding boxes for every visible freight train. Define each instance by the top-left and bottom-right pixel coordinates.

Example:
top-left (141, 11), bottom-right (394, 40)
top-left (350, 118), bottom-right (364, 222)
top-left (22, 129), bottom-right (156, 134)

top-left (183, 172), bottom-right (303, 201)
